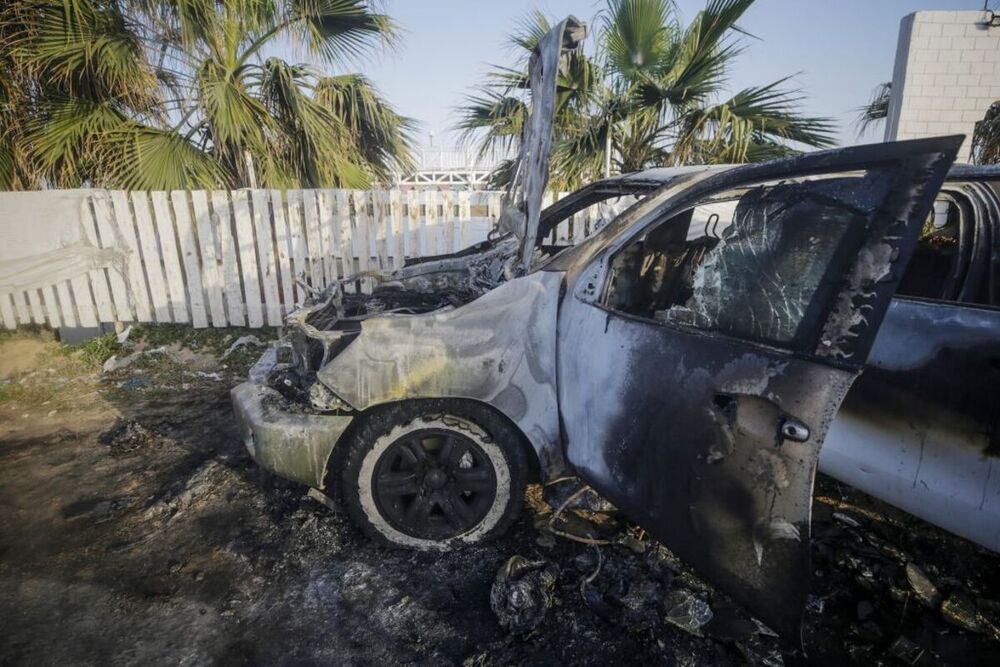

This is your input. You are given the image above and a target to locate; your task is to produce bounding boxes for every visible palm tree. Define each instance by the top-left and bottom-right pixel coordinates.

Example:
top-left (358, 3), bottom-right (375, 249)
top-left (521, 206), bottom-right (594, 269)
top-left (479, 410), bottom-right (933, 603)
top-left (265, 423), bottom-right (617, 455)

top-left (855, 82), bottom-right (892, 138)
top-left (0, 0), bottom-right (414, 190)
top-left (971, 100), bottom-right (1000, 165)
top-left (457, 0), bottom-right (835, 190)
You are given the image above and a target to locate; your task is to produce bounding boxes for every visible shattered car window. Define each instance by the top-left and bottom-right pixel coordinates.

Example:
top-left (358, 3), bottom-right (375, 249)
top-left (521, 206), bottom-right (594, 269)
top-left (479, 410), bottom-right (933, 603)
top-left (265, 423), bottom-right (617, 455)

top-left (603, 172), bottom-right (893, 348)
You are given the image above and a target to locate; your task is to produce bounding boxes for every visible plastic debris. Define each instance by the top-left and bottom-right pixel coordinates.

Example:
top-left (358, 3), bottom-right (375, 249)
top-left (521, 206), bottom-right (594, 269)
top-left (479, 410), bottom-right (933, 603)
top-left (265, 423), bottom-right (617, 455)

top-left (888, 636), bottom-right (927, 665)
top-left (905, 563), bottom-right (942, 609)
top-left (939, 593), bottom-right (1000, 639)
top-left (190, 371), bottom-right (223, 381)
top-left (102, 347), bottom-right (167, 373)
top-left (542, 477), bottom-right (616, 513)
top-left (102, 353), bottom-right (133, 373)
top-left (306, 488), bottom-right (337, 512)
top-left (221, 335), bottom-right (265, 359)
top-left (833, 512), bottom-right (861, 528)
top-left (490, 555), bottom-right (558, 634)
top-left (664, 589), bottom-right (713, 636)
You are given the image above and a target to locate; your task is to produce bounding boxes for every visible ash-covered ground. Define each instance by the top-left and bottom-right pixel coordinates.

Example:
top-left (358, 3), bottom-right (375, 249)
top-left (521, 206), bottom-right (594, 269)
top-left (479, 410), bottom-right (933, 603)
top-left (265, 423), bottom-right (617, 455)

top-left (1, 327), bottom-right (998, 666)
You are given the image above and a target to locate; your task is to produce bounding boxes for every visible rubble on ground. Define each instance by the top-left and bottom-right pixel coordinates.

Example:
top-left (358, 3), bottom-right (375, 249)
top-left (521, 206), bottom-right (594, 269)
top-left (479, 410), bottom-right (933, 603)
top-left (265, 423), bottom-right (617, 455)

top-left (490, 556), bottom-right (559, 633)
top-left (98, 418), bottom-right (159, 456)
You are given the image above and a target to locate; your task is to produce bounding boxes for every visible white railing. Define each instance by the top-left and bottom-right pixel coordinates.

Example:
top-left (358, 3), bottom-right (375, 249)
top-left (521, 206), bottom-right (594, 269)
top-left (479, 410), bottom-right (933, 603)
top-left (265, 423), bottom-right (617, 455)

top-left (414, 147), bottom-right (496, 172)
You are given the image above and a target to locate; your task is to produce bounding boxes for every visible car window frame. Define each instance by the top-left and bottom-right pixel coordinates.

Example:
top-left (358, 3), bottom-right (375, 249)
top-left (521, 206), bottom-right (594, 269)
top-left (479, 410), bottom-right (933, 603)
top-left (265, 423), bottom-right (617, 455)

top-left (896, 179), bottom-right (1000, 307)
top-left (589, 172), bottom-right (892, 359)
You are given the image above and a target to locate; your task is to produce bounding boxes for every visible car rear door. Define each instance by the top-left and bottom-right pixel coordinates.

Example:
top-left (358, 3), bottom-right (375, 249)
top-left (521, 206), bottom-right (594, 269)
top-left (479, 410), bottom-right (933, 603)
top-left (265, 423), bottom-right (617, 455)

top-left (555, 137), bottom-right (961, 643)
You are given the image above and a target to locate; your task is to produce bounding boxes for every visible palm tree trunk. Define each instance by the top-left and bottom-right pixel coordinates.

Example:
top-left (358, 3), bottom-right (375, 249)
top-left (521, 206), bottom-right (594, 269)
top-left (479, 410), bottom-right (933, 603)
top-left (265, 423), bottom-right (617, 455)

top-left (604, 126), bottom-right (612, 178)
top-left (243, 150), bottom-right (258, 189)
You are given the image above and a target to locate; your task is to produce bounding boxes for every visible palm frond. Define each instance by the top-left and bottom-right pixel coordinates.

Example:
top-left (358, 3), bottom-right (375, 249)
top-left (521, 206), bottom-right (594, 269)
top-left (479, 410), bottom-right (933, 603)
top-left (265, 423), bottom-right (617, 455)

top-left (11, 0), bottom-right (160, 109)
top-left (282, 0), bottom-right (399, 65)
top-left (27, 98), bottom-right (131, 185)
top-left (603, 0), bottom-right (676, 80)
top-left (101, 124), bottom-right (225, 190)
top-left (508, 10), bottom-right (552, 54)
top-left (314, 73), bottom-right (417, 183)
top-left (196, 59), bottom-right (272, 147)
top-left (455, 90), bottom-right (528, 161)
top-left (672, 78), bottom-right (836, 164)
top-left (551, 111), bottom-right (613, 188)
top-left (971, 100), bottom-right (1000, 165)
top-left (1, 0), bottom-right (412, 190)
top-left (649, 0), bottom-right (754, 108)
top-left (855, 81), bottom-right (891, 137)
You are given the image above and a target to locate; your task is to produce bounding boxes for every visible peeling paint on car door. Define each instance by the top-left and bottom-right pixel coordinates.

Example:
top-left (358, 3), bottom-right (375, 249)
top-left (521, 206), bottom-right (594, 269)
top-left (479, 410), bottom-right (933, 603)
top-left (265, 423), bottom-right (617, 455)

top-left (555, 137), bottom-right (962, 644)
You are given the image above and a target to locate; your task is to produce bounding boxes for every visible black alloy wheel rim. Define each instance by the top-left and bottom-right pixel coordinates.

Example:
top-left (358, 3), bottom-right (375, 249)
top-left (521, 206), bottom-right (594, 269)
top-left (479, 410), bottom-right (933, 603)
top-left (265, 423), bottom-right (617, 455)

top-left (372, 427), bottom-right (498, 540)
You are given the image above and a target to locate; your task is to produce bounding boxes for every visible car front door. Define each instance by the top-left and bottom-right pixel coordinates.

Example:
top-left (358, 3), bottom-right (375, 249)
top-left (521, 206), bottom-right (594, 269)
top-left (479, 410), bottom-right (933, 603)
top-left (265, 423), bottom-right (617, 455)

top-left (555, 137), bottom-right (961, 642)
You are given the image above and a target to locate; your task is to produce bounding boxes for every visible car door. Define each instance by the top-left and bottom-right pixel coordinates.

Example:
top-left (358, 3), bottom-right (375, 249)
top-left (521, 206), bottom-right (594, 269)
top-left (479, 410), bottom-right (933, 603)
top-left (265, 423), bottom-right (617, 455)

top-left (555, 137), bottom-right (961, 643)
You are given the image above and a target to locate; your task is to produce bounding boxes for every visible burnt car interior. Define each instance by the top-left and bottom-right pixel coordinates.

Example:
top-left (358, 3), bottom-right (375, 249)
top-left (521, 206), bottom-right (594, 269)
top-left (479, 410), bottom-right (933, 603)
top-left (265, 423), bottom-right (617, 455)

top-left (897, 181), bottom-right (999, 306)
top-left (600, 172), bottom-right (886, 349)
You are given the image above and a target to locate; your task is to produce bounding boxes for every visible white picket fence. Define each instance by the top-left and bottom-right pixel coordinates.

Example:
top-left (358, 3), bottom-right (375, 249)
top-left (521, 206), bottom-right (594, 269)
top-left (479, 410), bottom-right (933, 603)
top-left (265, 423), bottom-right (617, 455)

top-left (0, 188), bottom-right (595, 330)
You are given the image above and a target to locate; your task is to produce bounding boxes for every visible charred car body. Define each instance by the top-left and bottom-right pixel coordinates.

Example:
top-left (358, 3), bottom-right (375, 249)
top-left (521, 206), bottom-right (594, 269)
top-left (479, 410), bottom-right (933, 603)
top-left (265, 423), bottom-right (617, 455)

top-left (231, 18), bottom-right (997, 643)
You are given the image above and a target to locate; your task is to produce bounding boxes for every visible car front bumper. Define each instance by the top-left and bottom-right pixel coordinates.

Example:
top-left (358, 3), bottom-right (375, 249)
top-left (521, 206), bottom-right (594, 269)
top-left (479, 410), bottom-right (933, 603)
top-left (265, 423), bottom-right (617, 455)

top-left (231, 373), bottom-right (353, 490)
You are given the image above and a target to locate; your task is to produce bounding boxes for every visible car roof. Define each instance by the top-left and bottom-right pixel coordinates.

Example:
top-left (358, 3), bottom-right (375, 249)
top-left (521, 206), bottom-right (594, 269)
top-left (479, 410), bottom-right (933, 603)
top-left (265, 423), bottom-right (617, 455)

top-left (605, 164), bottom-right (735, 186)
top-left (946, 163), bottom-right (1000, 180)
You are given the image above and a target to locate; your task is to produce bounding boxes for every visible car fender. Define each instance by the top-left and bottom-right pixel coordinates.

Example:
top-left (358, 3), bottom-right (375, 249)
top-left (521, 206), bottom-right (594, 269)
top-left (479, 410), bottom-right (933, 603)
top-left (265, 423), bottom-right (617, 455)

top-left (316, 272), bottom-right (567, 477)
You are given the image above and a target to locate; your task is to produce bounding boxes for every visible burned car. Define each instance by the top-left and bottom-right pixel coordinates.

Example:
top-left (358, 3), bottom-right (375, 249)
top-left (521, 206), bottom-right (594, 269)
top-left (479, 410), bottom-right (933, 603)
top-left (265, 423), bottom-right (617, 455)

top-left (232, 131), bottom-right (974, 638)
top-left (231, 17), bottom-right (997, 644)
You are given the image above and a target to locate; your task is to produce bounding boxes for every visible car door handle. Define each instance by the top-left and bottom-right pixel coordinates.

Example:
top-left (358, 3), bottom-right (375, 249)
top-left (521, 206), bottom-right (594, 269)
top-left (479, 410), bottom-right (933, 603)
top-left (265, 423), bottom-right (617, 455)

top-left (779, 417), bottom-right (810, 443)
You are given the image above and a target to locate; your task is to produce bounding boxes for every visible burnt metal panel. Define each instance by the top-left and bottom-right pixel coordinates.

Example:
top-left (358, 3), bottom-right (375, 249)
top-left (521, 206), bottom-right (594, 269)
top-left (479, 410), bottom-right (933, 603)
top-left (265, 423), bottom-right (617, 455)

top-left (231, 381), bottom-right (353, 489)
top-left (558, 305), bottom-right (854, 640)
top-left (316, 272), bottom-right (567, 476)
top-left (495, 16), bottom-right (586, 271)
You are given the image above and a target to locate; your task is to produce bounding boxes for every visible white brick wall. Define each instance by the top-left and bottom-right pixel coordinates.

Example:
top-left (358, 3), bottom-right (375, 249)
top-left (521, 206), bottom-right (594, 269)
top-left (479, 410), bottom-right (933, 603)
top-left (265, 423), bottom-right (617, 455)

top-left (885, 10), bottom-right (1000, 163)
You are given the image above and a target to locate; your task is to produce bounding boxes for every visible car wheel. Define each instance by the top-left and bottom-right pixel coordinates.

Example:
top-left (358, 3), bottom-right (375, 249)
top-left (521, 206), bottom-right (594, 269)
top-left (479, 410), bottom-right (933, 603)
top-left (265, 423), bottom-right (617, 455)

top-left (341, 403), bottom-right (528, 549)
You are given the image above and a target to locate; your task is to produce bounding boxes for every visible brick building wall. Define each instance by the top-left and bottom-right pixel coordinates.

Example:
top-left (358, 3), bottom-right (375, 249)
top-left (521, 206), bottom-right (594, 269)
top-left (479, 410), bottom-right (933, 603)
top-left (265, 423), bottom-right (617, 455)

top-left (884, 10), bottom-right (1000, 163)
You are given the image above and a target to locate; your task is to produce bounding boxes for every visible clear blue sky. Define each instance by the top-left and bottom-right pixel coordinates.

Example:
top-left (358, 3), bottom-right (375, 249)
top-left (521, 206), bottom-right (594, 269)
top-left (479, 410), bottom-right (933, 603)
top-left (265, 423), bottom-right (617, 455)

top-left (358, 0), bottom-right (983, 148)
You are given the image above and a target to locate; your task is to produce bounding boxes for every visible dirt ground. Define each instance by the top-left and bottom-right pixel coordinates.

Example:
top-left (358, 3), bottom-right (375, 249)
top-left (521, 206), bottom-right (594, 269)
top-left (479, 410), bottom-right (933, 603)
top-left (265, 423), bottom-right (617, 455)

top-left (1, 327), bottom-right (999, 666)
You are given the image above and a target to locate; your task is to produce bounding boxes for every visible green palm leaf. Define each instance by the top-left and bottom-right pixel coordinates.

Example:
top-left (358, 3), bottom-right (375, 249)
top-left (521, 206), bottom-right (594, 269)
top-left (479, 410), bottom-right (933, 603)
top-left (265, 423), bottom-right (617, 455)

top-left (102, 125), bottom-right (225, 190)
top-left (1, 0), bottom-right (411, 190)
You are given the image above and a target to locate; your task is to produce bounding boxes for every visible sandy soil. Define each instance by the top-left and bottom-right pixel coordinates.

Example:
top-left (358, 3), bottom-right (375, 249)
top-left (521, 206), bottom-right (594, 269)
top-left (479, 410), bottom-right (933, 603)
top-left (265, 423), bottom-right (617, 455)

top-left (0, 339), bottom-right (52, 378)
top-left (1, 329), bottom-right (998, 666)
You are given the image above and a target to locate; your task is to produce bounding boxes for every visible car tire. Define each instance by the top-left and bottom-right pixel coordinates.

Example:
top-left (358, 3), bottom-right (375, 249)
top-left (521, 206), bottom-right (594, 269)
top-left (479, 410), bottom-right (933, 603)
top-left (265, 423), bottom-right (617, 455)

top-left (340, 401), bottom-right (528, 550)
